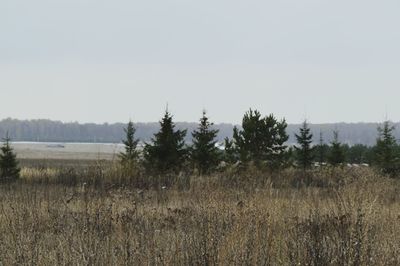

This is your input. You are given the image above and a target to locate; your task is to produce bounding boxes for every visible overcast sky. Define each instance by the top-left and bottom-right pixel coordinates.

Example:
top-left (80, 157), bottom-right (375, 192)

top-left (1, 0), bottom-right (400, 124)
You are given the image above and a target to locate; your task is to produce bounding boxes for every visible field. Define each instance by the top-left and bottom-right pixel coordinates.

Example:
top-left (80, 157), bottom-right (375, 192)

top-left (12, 142), bottom-right (125, 160)
top-left (2, 158), bottom-right (400, 265)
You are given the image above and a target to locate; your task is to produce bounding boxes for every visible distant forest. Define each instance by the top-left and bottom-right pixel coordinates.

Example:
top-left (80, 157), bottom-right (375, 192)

top-left (0, 118), bottom-right (392, 146)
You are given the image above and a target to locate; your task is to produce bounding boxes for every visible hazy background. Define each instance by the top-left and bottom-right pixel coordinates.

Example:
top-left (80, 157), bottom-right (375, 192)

top-left (1, 0), bottom-right (400, 124)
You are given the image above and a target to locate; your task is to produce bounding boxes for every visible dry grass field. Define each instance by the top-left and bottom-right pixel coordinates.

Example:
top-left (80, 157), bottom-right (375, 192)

top-left (1, 162), bottom-right (399, 265)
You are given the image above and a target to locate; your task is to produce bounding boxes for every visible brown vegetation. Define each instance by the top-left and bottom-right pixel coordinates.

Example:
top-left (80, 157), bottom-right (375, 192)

top-left (1, 161), bottom-right (400, 265)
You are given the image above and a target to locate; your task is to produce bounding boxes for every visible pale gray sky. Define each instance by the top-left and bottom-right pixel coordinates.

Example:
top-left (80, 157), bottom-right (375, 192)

top-left (1, 0), bottom-right (400, 124)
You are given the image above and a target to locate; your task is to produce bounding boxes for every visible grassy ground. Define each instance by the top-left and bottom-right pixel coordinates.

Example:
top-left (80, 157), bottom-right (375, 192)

top-left (1, 163), bottom-right (399, 265)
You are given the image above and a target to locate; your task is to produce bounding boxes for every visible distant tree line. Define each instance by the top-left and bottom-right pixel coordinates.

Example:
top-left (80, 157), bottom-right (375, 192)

top-left (0, 118), bottom-right (233, 143)
top-left (0, 118), bottom-right (394, 145)
top-left (118, 109), bottom-right (400, 177)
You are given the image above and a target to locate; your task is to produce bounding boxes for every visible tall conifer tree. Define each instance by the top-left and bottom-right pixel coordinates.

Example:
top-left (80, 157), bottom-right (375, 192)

top-left (316, 131), bottom-right (328, 164)
top-left (328, 131), bottom-right (345, 166)
top-left (119, 120), bottom-right (140, 165)
top-left (294, 120), bottom-right (315, 169)
top-left (143, 109), bottom-right (187, 173)
top-left (233, 109), bottom-right (265, 163)
top-left (0, 134), bottom-right (20, 181)
top-left (190, 111), bottom-right (220, 174)
top-left (233, 109), bottom-right (289, 168)
top-left (374, 121), bottom-right (398, 175)
top-left (270, 116), bottom-right (290, 168)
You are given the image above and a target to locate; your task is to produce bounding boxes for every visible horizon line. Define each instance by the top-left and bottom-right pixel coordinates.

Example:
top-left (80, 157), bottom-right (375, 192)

top-left (0, 117), bottom-right (395, 126)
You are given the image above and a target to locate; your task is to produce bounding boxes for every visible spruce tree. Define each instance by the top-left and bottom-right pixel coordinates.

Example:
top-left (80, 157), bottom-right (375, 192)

top-left (143, 110), bottom-right (187, 173)
top-left (0, 134), bottom-right (20, 181)
top-left (374, 121), bottom-right (398, 175)
top-left (294, 120), bottom-right (315, 169)
top-left (190, 111), bottom-right (220, 174)
top-left (316, 131), bottom-right (328, 164)
top-left (119, 120), bottom-right (140, 165)
top-left (328, 131), bottom-right (345, 167)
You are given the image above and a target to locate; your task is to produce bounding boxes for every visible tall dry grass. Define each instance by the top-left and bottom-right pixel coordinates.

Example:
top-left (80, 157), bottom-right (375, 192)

top-left (1, 162), bottom-right (399, 265)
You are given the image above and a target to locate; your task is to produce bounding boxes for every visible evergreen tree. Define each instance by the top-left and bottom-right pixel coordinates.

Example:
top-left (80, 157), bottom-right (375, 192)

top-left (0, 134), bottom-right (20, 181)
top-left (283, 146), bottom-right (295, 168)
top-left (270, 116), bottom-right (289, 168)
top-left (233, 109), bottom-right (265, 163)
top-left (294, 120), bottom-right (315, 169)
top-left (190, 111), bottom-right (220, 174)
top-left (233, 109), bottom-right (289, 168)
top-left (119, 120), bottom-right (140, 165)
top-left (223, 137), bottom-right (238, 164)
top-left (347, 144), bottom-right (372, 164)
top-left (328, 131), bottom-right (345, 166)
top-left (143, 110), bottom-right (187, 173)
top-left (315, 131), bottom-right (328, 164)
top-left (374, 121), bottom-right (399, 175)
